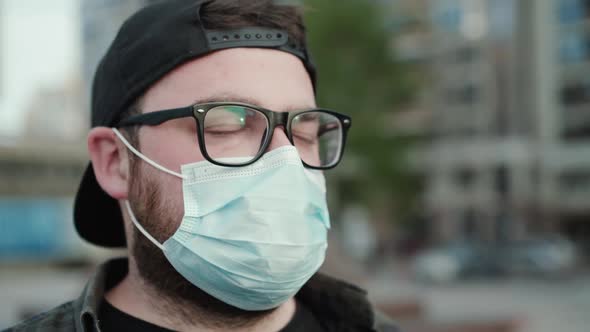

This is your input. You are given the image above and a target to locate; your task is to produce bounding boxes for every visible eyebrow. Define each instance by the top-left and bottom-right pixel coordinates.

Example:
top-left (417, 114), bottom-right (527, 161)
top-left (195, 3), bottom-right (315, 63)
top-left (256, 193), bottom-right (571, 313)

top-left (192, 93), bottom-right (316, 113)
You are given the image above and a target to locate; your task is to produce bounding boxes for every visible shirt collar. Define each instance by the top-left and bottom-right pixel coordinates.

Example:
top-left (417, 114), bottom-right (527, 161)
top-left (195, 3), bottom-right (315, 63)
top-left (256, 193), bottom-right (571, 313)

top-left (74, 258), bottom-right (127, 332)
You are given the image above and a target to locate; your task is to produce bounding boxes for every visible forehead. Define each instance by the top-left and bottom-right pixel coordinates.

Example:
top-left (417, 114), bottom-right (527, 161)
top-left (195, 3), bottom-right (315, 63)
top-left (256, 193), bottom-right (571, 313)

top-left (140, 48), bottom-right (316, 113)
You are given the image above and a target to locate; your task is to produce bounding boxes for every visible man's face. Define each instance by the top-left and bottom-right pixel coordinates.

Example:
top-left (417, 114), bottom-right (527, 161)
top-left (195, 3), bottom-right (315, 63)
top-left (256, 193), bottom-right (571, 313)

top-left (126, 48), bottom-right (315, 322)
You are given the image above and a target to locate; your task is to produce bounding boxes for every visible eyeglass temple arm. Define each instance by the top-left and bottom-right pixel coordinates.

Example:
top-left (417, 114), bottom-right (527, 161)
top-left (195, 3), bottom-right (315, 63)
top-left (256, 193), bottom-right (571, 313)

top-left (117, 106), bottom-right (194, 127)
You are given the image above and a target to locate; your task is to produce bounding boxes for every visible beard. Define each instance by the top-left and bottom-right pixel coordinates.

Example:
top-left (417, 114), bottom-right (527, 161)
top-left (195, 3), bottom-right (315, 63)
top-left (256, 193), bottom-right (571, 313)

top-left (127, 158), bottom-right (275, 329)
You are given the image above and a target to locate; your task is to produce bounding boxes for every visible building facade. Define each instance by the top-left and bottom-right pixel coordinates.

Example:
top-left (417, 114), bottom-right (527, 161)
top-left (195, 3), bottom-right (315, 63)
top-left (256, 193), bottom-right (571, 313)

top-left (80, 0), bottom-right (157, 114)
top-left (424, 0), bottom-right (590, 250)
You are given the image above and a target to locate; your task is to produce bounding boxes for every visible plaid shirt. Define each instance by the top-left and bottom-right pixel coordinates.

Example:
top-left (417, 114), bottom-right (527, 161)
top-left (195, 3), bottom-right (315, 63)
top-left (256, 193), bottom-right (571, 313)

top-left (4, 258), bottom-right (398, 332)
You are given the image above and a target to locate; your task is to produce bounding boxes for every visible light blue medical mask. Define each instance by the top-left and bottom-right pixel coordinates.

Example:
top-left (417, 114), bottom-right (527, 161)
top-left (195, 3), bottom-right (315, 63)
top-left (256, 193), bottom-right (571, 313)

top-left (113, 129), bottom-right (330, 311)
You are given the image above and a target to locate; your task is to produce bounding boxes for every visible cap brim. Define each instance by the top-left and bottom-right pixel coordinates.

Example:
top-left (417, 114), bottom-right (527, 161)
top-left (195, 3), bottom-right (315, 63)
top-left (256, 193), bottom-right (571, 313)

top-left (74, 163), bottom-right (127, 247)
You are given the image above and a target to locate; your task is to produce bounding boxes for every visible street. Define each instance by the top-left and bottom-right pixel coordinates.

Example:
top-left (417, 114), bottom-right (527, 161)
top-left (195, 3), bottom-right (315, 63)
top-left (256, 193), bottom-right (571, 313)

top-left (1, 263), bottom-right (589, 332)
top-left (366, 265), bottom-right (590, 332)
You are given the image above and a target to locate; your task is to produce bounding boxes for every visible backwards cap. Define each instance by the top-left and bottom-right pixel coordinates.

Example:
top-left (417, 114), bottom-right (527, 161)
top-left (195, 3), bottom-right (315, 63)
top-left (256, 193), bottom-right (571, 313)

top-left (74, 0), bottom-right (316, 247)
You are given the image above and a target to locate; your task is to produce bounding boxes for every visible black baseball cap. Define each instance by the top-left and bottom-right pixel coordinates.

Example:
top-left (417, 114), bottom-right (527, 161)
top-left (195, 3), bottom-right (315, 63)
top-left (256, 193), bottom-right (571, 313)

top-left (74, 0), bottom-right (316, 247)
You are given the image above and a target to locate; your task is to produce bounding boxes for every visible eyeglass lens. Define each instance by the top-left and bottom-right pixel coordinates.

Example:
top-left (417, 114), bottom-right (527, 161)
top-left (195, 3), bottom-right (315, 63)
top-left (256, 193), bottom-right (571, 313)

top-left (202, 105), bottom-right (343, 167)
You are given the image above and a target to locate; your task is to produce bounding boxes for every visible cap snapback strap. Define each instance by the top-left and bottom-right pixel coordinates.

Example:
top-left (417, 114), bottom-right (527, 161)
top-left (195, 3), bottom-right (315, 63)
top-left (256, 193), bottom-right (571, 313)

top-left (206, 27), bottom-right (308, 60)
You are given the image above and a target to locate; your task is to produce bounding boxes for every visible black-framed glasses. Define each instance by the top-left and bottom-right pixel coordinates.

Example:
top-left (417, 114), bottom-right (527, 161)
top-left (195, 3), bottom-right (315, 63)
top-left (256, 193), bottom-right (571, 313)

top-left (117, 102), bottom-right (351, 169)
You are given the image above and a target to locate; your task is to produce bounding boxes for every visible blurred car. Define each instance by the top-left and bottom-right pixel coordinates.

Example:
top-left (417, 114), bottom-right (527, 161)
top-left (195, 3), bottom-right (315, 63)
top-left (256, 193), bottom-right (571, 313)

top-left (412, 236), bottom-right (578, 283)
top-left (501, 236), bottom-right (577, 278)
top-left (412, 241), bottom-right (504, 283)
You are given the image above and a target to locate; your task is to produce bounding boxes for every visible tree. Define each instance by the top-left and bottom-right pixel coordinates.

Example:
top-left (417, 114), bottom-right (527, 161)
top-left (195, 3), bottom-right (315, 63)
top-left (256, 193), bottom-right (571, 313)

top-left (304, 0), bottom-right (421, 228)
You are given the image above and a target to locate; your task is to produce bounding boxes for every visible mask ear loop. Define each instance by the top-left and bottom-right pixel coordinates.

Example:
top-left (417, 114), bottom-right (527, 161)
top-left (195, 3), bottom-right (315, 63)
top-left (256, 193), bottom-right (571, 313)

top-left (124, 200), bottom-right (165, 251)
top-left (112, 128), bottom-right (186, 179)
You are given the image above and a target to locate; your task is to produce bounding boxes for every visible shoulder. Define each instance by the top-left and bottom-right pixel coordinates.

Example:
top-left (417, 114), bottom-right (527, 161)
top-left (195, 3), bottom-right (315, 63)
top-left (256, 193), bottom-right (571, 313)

top-left (2, 301), bottom-right (76, 332)
top-left (372, 308), bottom-right (401, 332)
top-left (297, 273), bottom-right (401, 331)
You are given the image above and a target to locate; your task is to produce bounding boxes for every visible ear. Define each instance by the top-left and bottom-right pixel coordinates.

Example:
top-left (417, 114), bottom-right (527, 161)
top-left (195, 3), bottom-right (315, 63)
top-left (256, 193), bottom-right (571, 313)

top-left (88, 127), bottom-right (131, 200)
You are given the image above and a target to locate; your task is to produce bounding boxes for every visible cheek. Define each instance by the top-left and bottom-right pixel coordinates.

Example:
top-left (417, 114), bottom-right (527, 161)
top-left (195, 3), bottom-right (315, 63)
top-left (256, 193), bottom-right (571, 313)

top-left (160, 174), bottom-right (185, 219)
top-left (145, 166), bottom-right (186, 234)
top-left (139, 124), bottom-right (204, 173)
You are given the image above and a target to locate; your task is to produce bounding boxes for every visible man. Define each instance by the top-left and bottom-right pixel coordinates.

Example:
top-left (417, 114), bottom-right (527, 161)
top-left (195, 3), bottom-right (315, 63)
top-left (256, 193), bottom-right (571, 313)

top-left (6, 0), bottom-right (398, 331)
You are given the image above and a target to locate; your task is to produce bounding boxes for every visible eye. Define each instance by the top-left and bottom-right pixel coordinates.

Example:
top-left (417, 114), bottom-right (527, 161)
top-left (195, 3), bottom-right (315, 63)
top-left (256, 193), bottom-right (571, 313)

top-left (204, 106), bottom-right (248, 133)
top-left (205, 125), bottom-right (244, 135)
top-left (292, 130), bottom-right (318, 144)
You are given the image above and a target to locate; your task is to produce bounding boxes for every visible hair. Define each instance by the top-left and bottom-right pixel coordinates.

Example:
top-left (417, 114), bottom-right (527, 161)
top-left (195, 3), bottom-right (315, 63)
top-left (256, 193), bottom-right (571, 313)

top-left (119, 0), bottom-right (306, 152)
top-left (200, 0), bottom-right (305, 42)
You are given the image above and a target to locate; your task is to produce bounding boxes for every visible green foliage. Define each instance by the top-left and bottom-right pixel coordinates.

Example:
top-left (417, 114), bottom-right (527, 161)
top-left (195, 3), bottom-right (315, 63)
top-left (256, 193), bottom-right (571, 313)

top-left (304, 0), bottom-right (421, 220)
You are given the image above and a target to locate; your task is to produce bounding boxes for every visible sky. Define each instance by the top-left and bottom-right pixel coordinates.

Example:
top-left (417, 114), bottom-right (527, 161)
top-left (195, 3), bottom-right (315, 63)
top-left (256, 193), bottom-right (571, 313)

top-left (0, 0), bottom-right (79, 137)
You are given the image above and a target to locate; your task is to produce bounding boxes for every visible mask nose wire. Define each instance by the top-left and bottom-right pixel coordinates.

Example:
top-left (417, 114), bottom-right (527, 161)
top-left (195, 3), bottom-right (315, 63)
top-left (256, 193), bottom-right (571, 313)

top-left (112, 128), bottom-right (187, 179)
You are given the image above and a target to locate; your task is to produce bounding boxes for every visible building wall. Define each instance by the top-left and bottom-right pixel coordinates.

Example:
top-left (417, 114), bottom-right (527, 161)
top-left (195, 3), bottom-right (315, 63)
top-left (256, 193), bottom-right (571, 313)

top-left (425, 0), bottom-right (590, 244)
top-left (80, 0), bottom-right (155, 118)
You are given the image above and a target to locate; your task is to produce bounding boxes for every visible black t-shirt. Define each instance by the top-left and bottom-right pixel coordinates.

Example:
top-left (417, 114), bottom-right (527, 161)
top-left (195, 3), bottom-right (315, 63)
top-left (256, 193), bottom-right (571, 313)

top-left (98, 297), bottom-right (326, 332)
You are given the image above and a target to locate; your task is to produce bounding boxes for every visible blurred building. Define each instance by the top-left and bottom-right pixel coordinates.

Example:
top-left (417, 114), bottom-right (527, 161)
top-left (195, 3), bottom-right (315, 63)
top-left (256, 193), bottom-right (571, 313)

top-left (421, 0), bottom-right (590, 250)
top-left (22, 76), bottom-right (85, 142)
top-left (387, 0), bottom-right (433, 135)
top-left (80, 0), bottom-right (157, 114)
